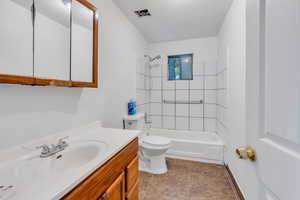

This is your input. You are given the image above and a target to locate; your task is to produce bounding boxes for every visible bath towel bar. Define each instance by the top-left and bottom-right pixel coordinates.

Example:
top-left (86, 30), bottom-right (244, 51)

top-left (163, 100), bottom-right (203, 104)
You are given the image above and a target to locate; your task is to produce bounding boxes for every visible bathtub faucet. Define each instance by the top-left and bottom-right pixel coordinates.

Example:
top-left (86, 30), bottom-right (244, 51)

top-left (144, 113), bottom-right (152, 124)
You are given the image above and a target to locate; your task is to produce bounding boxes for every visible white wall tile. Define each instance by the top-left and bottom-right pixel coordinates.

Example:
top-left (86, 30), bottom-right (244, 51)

top-left (205, 60), bottom-right (217, 75)
top-left (136, 74), bottom-right (144, 89)
top-left (150, 103), bottom-right (161, 115)
top-left (151, 77), bottom-right (161, 89)
top-left (176, 80), bottom-right (189, 90)
top-left (217, 71), bottom-right (226, 89)
top-left (204, 118), bottom-right (216, 132)
top-left (190, 90), bottom-right (204, 101)
top-left (150, 90), bottom-right (162, 102)
top-left (146, 38), bottom-right (219, 133)
top-left (205, 90), bottom-right (216, 104)
top-left (176, 117), bottom-right (189, 130)
top-left (190, 76), bottom-right (204, 89)
top-left (190, 104), bottom-right (203, 117)
top-left (137, 104), bottom-right (146, 113)
top-left (176, 90), bottom-right (189, 101)
top-left (150, 115), bottom-right (162, 128)
top-left (163, 116), bottom-right (175, 129)
top-left (205, 76), bottom-right (217, 89)
top-left (163, 103), bottom-right (175, 116)
top-left (176, 104), bottom-right (189, 117)
top-left (144, 77), bottom-right (150, 90)
top-left (217, 106), bottom-right (226, 124)
top-left (194, 60), bottom-right (205, 75)
top-left (163, 90), bottom-right (175, 101)
top-left (217, 89), bottom-right (227, 107)
top-left (204, 104), bottom-right (216, 118)
top-left (150, 64), bottom-right (161, 77)
top-left (163, 79), bottom-right (175, 90)
top-left (136, 90), bottom-right (146, 105)
top-left (162, 56), bottom-right (168, 77)
top-left (190, 118), bottom-right (204, 131)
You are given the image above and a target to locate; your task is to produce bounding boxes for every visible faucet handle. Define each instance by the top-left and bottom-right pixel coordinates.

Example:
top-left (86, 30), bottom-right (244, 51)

top-left (36, 144), bottom-right (50, 154)
top-left (57, 136), bottom-right (69, 147)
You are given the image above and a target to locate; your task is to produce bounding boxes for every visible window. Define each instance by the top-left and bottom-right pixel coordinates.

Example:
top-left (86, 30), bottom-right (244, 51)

top-left (168, 54), bottom-right (193, 80)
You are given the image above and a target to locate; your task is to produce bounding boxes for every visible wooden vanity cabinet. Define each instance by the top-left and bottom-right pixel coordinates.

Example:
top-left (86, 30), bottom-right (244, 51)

top-left (61, 138), bottom-right (139, 200)
top-left (100, 173), bottom-right (125, 200)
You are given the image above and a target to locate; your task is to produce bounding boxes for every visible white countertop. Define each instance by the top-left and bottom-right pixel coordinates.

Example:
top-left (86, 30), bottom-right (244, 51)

top-left (0, 123), bottom-right (140, 200)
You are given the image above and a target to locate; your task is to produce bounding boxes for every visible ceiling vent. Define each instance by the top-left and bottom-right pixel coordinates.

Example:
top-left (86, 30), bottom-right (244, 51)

top-left (134, 9), bottom-right (151, 17)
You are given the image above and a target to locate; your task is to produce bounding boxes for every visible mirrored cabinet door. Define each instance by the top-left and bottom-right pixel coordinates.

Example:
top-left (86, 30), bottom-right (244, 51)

top-left (71, 0), bottom-right (94, 83)
top-left (34, 0), bottom-right (71, 81)
top-left (0, 0), bottom-right (33, 77)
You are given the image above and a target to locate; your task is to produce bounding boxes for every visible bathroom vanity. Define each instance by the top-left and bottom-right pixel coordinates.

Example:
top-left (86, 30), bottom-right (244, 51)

top-left (0, 124), bottom-right (139, 200)
top-left (62, 139), bottom-right (139, 200)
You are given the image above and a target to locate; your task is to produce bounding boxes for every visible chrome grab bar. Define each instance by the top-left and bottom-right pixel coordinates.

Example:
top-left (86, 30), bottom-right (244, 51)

top-left (163, 100), bottom-right (203, 104)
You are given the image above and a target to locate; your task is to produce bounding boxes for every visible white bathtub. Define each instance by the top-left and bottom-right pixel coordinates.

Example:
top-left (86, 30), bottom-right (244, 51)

top-left (145, 129), bottom-right (224, 164)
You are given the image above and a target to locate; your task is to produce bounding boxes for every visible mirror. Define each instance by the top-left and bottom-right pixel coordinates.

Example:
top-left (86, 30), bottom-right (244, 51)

top-left (34, 0), bottom-right (71, 80)
top-left (0, 0), bottom-right (33, 77)
top-left (71, 0), bottom-right (94, 83)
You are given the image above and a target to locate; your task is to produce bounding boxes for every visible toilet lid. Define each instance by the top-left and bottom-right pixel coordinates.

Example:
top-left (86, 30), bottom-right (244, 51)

top-left (141, 136), bottom-right (171, 147)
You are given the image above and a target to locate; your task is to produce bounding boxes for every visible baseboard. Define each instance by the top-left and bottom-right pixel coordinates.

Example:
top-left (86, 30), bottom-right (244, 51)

top-left (166, 154), bottom-right (224, 165)
top-left (225, 165), bottom-right (245, 200)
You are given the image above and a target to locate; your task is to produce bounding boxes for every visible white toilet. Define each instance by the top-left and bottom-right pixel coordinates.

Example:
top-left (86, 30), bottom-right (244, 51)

top-left (123, 113), bottom-right (171, 174)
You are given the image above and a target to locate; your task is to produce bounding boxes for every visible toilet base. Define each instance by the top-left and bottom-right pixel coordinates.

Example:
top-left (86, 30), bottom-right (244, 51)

top-left (139, 154), bottom-right (168, 174)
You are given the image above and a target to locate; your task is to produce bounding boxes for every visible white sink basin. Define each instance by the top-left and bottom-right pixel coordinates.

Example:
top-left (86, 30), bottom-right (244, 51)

top-left (50, 140), bottom-right (108, 173)
top-left (0, 140), bottom-right (108, 190)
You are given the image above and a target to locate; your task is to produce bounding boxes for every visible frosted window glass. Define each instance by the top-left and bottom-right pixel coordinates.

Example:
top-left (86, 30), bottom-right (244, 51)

top-left (168, 54), bottom-right (193, 80)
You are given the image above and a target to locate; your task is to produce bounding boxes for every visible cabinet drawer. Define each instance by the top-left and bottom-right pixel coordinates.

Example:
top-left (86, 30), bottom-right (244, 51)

top-left (126, 156), bottom-right (139, 192)
top-left (126, 180), bottom-right (139, 200)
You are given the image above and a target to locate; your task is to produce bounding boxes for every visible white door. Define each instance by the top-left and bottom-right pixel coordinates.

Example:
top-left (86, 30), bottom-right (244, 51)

top-left (246, 0), bottom-right (300, 200)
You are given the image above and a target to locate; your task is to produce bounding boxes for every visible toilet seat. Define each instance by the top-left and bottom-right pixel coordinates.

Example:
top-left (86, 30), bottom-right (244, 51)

top-left (140, 136), bottom-right (171, 148)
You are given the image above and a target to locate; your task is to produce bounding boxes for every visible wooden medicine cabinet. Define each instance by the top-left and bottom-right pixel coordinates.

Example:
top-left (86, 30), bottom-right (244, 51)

top-left (0, 0), bottom-right (98, 88)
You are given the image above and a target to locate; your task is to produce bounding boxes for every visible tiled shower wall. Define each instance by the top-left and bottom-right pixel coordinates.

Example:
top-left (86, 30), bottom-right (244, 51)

top-left (148, 57), bottom-right (218, 132)
top-left (216, 62), bottom-right (227, 137)
top-left (136, 59), bottom-right (150, 115)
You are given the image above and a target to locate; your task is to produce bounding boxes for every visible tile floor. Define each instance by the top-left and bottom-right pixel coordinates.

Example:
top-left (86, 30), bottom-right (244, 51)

top-left (139, 158), bottom-right (239, 200)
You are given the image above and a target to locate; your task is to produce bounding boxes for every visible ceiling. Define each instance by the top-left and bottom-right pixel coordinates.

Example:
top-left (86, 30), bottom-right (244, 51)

top-left (113, 0), bottom-right (233, 43)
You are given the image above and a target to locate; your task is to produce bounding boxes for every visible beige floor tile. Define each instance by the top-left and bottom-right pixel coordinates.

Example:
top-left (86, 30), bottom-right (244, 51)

top-left (140, 158), bottom-right (239, 200)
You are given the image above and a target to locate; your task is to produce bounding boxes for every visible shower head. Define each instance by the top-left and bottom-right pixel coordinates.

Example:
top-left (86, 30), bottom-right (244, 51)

top-left (145, 55), bottom-right (161, 62)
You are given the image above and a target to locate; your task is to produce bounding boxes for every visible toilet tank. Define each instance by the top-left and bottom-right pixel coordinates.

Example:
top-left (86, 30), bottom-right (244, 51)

top-left (123, 113), bottom-right (145, 130)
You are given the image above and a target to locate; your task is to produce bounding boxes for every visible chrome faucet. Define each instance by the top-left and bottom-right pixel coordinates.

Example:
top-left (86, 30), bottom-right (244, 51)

top-left (36, 136), bottom-right (69, 158)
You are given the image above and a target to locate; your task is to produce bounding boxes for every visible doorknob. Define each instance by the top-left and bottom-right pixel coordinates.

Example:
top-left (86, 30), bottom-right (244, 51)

top-left (236, 147), bottom-right (256, 161)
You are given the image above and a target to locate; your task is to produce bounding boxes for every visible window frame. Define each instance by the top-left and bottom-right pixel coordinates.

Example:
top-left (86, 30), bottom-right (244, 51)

top-left (167, 53), bottom-right (194, 81)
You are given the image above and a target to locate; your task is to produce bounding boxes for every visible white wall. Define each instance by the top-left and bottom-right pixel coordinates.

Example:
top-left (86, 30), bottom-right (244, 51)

top-left (0, 0), bottom-right (147, 150)
top-left (147, 38), bottom-right (218, 131)
top-left (218, 0), bottom-right (259, 199)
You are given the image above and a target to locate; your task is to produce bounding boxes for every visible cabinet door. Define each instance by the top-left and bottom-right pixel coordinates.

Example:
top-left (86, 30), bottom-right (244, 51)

top-left (0, 0), bottom-right (33, 77)
top-left (126, 181), bottom-right (139, 200)
top-left (126, 156), bottom-right (139, 193)
top-left (34, 0), bottom-right (71, 80)
top-left (71, 0), bottom-right (94, 83)
top-left (101, 173), bottom-right (125, 200)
